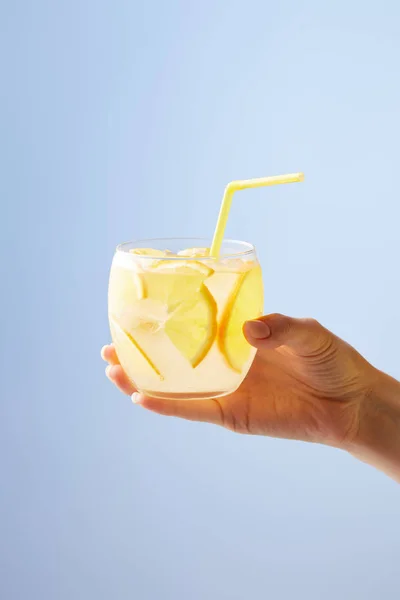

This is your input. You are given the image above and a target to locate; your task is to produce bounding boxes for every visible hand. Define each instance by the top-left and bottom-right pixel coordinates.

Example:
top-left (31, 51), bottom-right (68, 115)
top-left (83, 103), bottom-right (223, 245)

top-left (102, 313), bottom-right (376, 449)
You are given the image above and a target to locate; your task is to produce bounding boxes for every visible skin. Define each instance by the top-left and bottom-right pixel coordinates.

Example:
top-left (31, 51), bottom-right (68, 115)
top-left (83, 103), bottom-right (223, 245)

top-left (102, 313), bottom-right (400, 483)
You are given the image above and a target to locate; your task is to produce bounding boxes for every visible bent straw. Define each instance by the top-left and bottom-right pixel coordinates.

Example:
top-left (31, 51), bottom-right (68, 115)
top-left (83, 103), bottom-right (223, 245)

top-left (210, 173), bottom-right (304, 257)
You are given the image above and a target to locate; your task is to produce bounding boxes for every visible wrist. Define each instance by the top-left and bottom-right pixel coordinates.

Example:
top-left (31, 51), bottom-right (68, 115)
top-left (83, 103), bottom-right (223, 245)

top-left (349, 368), bottom-right (400, 482)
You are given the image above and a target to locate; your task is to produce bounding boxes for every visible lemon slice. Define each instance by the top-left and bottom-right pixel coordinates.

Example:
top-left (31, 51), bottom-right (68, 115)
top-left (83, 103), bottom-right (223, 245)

top-left (143, 261), bottom-right (213, 307)
top-left (218, 265), bottom-right (264, 373)
top-left (165, 286), bottom-right (217, 367)
top-left (129, 248), bottom-right (167, 257)
top-left (177, 247), bottom-right (210, 258)
top-left (140, 262), bottom-right (217, 366)
top-left (109, 317), bottom-right (162, 379)
top-left (150, 259), bottom-right (213, 275)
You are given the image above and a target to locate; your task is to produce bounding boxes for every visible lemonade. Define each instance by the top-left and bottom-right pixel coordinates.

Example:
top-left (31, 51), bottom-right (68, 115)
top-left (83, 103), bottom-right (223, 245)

top-left (108, 239), bottom-right (264, 399)
top-left (108, 172), bottom-right (304, 400)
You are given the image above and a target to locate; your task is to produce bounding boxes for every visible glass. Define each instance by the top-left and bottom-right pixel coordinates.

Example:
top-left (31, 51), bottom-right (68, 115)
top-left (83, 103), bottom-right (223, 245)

top-left (108, 238), bottom-right (264, 400)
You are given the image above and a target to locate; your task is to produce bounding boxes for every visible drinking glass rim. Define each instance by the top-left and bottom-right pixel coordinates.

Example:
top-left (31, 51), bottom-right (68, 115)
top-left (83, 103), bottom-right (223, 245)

top-left (116, 238), bottom-right (256, 260)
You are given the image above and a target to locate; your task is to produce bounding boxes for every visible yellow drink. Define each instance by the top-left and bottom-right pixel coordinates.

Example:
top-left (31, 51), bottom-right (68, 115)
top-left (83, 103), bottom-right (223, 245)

top-left (108, 239), bottom-right (263, 400)
top-left (108, 172), bottom-right (303, 400)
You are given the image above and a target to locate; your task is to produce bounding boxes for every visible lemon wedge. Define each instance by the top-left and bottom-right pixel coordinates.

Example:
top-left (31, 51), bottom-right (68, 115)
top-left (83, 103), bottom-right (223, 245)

top-left (218, 265), bottom-right (264, 373)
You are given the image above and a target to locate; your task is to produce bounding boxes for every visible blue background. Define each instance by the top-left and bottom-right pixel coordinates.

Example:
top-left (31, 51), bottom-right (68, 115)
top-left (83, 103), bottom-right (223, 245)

top-left (1, 1), bottom-right (400, 598)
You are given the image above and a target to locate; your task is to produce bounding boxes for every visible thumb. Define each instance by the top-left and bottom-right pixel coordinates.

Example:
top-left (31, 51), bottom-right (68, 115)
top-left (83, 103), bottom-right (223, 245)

top-left (243, 313), bottom-right (332, 356)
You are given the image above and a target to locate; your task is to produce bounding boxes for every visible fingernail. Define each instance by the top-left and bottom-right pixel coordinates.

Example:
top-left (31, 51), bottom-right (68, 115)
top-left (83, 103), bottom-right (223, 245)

top-left (244, 320), bottom-right (271, 340)
top-left (105, 365), bottom-right (112, 378)
top-left (131, 392), bottom-right (141, 404)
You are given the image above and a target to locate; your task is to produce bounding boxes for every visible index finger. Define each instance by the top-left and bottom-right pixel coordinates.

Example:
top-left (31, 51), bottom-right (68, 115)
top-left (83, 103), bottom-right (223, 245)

top-left (101, 344), bottom-right (120, 365)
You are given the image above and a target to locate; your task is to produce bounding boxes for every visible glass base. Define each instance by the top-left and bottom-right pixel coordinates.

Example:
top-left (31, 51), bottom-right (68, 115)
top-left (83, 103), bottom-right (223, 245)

top-left (142, 390), bottom-right (233, 401)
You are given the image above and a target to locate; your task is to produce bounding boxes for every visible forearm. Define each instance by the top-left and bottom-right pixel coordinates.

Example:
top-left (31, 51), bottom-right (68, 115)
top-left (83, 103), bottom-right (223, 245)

top-left (349, 370), bottom-right (400, 483)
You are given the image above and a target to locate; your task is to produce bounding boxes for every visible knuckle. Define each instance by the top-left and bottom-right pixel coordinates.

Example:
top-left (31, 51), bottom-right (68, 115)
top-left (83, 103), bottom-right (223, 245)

top-left (264, 313), bottom-right (292, 334)
top-left (301, 317), bottom-right (320, 328)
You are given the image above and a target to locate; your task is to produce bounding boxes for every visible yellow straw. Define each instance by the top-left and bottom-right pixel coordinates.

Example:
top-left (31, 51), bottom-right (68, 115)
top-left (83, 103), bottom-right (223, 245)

top-left (209, 172), bottom-right (304, 258)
